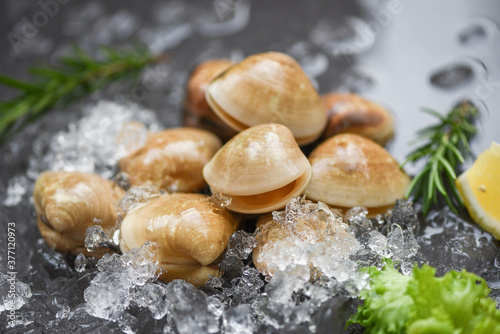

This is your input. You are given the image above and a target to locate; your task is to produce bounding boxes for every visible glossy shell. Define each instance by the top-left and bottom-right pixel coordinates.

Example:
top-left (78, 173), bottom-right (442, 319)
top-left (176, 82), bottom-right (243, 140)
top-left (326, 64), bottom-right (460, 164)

top-left (119, 127), bottom-right (222, 192)
top-left (304, 134), bottom-right (411, 212)
top-left (203, 124), bottom-right (312, 214)
top-left (322, 93), bottom-right (394, 145)
top-left (33, 171), bottom-right (125, 254)
top-left (183, 59), bottom-right (238, 142)
top-left (119, 193), bottom-right (240, 287)
top-left (205, 52), bottom-right (327, 145)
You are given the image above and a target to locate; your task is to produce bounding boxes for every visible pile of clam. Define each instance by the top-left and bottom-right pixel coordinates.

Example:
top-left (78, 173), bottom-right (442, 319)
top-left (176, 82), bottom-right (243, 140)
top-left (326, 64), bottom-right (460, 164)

top-left (33, 52), bottom-right (410, 287)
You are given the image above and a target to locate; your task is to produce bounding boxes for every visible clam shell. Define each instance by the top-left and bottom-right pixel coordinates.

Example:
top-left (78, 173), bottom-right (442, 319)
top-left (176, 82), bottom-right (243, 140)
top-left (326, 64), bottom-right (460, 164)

top-left (205, 52), bottom-right (327, 145)
top-left (203, 124), bottom-right (312, 214)
top-left (119, 193), bottom-right (240, 287)
top-left (304, 134), bottom-right (410, 210)
top-left (183, 59), bottom-right (238, 142)
top-left (322, 93), bottom-right (395, 145)
top-left (119, 127), bottom-right (222, 192)
top-left (33, 171), bottom-right (125, 254)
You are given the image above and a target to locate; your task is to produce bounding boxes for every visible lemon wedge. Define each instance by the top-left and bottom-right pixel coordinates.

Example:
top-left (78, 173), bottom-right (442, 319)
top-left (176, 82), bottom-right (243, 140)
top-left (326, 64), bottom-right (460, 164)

top-left (456, 142), bottom-right (500, 239)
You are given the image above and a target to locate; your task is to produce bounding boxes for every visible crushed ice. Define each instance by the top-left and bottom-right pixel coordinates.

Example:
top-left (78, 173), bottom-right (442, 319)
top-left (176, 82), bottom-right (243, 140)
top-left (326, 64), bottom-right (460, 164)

top-left (26, 100), bottom-right (160, 180)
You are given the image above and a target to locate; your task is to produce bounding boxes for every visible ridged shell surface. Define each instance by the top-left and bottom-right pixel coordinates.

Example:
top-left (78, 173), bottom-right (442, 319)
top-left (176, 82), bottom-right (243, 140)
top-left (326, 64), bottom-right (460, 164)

top-left (33, 171), bottom-right (125, 254)
top-left (203, 123), bottom-right (311, 214)
top-left (119, 127), bottom-right (221, 192)
top-left (305, 134), bottom-right (410, 209)
top-left (322, 93), bottom-right (394, 145)
top-left (119, 193), bottom-right (239, 287)
top-left (205, 52), bottom-right (327, 145)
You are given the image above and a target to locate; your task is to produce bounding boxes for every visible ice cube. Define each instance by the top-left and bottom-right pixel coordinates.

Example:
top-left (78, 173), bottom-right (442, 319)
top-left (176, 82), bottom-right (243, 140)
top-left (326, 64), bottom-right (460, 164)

top-left (74, 254), bottom-right (87, 273)
top-left (119, 185), bottom-right (162, 213)
top-left (84, 225), bottom-right (110, 253)
top-left (0, 273), bottom-right (32, 313)
top-left (131, 283), bottom-right (171, 320)
top-left (222, 304), bottom-right (255, 334)
top-left (166, 280), bottom-right (220, 334)
top-left (208, 192), bottom-right (232, 208)
top-left (226, 230), bottom-right (256, 260)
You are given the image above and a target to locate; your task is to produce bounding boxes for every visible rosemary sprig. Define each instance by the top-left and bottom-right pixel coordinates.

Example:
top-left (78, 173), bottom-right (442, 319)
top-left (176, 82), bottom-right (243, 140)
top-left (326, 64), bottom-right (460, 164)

top-left (0, 45), bottom-right (165, 146)
top-left (402, 101), bottom-right (478, 216)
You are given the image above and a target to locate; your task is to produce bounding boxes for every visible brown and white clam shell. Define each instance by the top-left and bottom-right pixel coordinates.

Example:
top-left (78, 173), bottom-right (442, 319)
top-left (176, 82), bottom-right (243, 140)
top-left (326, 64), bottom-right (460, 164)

top-left (33, 171), bottom-right (125, 255)
top-left (119, 127), bottom-right (222, 192)
top-left (183, 59), bottom-right (238, 142)
top-left (321, 93), bottom-right (395, 146)
top-left (203, 123), bottom-right (312, 214)
top-left (205, 52), bottom-right (327, 145)
top-left (119, 193), bottom-right (240, 287)
top-left (304, 134), bottom-right (410, 215)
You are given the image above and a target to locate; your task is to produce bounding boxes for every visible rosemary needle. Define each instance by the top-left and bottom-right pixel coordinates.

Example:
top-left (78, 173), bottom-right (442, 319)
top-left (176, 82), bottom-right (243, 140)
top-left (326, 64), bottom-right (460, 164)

top-left (0, 45), bottom-right (165, 146)
top-left (401, 101), bottom-right (478, 217)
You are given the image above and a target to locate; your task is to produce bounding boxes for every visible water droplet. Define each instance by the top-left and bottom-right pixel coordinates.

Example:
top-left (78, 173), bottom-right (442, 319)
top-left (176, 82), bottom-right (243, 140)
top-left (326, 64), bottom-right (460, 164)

top-left (458, 17), bottom-right (498, 46)
top-left (430, 63), bottom-right (474, 89)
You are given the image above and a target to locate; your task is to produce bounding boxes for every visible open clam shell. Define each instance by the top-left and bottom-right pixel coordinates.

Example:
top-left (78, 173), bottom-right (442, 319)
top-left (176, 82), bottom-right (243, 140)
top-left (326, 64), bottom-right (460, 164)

top-left (205, 52), bottom-right (327, 145)
top-left (203, 123), bottom-right (312, 214)
top-left (304, 134), bottom-right (410, 214)
top-left (183, 59), bottom-right (238, 142)
top-left (119, 193), bottom-right (240, 287)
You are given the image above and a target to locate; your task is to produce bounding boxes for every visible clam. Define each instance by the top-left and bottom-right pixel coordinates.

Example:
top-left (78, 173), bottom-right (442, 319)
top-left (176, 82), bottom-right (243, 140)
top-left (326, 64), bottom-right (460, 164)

top-left (119, 127), bottom-right (222, 192)
top-left (205, 52), bottom-right (327, 145)
top-left (304, 134), bottom-right (411, 215)
top-left (119, 193), bottom-right (240, 287)
top-left (33, 171), bottom-right (125, 254)
top-left (322, 93), bottom-right (394, 145)
top-left (203, 123), bottom-right (312, 214)
top-left (183, 59), bottom-right (238, 142)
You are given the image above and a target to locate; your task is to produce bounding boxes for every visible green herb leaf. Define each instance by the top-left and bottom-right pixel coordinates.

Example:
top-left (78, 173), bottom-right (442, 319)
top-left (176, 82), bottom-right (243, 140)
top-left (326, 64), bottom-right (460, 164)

top-left (402, 102), bottom-right (478, 217)
top-left (0, 44), bottom-right (163, 146)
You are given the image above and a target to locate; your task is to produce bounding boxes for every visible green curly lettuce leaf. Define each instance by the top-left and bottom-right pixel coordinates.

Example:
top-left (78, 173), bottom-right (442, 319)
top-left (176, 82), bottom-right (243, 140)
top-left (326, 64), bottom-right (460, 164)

top-left (348, 260), bottom-right (500, 334)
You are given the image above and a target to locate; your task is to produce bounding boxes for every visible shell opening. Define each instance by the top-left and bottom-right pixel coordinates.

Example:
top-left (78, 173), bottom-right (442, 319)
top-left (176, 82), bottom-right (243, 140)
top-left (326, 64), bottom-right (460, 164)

top-left (227, 170), bottom-right (311, 214)
top-left (206, 90), bottom-right (248, 131)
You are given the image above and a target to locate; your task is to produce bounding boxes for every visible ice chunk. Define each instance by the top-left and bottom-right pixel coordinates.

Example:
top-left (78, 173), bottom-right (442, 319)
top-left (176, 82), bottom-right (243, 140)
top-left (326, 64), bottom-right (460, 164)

top-left (222, 304), bottom-right (255, 334)
top-left (226, 230), bottom-right (256, 260)
top-left (84, 268), bottom-right (132, 320)
top-left (166, 280), bottom-right (220, 334)
top-left (74, 253), bottom-right (87, 273)
top-left (2, 174), bottom-right (30, 207)
top-left (385, 199), bottom-right (420, 234)
top-left (208, 192), bottom-right (232, 209)
top-left (418, 208), bottom-right (499, 276)
top-left (0, 273), bottom-right (32, 313)
top-left (223, 266), bottom-right (264, 306)
top-left (84, 243), bottom-right (160, 321)
top-left (254, 197), bottom-right (359, 285)
top-left (27, 100), bottom-right (160, 179)
top-left (119, 185), bottom-right (162, 213)
top-left (84, 225), bottom-right (111, 253)
top-left (131, 283), bottom-right (171, 320)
